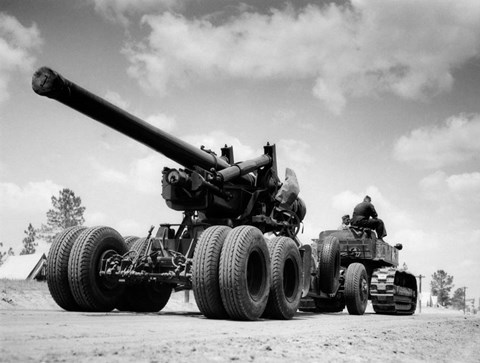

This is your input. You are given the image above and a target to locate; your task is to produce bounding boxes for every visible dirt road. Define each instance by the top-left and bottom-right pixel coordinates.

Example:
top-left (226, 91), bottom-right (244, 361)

top-left (1, 281), bottom-right (479, 362)
top-left (1, 307), bottom-right (479, 362)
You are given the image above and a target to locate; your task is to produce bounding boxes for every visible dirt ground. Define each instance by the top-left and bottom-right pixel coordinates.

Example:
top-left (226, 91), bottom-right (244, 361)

top-left (1, 280), bottom-right (479, 363)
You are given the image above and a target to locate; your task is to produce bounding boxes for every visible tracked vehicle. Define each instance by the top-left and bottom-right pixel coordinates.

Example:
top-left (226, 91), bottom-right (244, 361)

top-left (33, 67), bottom-right (416, 320)
top-left (300, 227), bottom-right (417, 315)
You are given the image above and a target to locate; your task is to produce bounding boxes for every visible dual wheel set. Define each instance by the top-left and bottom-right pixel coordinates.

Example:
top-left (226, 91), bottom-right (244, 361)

top-left (46, 224), bottom-right (304, 320)
top-left (47, 225), bottom-right (172, 313)
top-left (192, 225), bottom-right (303, 320)
top-left (312, 236), bottom-right (370, 315)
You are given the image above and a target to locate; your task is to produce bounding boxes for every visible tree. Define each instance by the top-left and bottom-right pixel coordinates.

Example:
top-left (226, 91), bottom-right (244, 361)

top-left (431, 270), bottom-right (454, 306)
top-left (451, 288), bottom-right (465, 310)
top-left (20, 223), bottom-right (37, 255)
top-left (38, 188), bottom-right (86, 243)
top-left (0, 243), bottom-right (15, 266)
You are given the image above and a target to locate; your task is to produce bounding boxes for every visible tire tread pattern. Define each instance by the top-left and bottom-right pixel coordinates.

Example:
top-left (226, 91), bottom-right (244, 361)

top-left (345, 262), bottom-right (368, 315)
top-left (219, 226), bottom-right (270, 321)
top-left (192, 226), bottom-right (231, 319)
top-left (68, 226), bottom-right (127, 312)
top-left (263, 237), bottom-right (302, 319)
top-left (46, 226), bottom-right (87, 311)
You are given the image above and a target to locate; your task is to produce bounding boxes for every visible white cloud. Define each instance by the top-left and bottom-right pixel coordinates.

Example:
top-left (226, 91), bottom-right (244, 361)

top-left (183, 131), bottom-right (257, 162)
top-left (420, 170), bottom-right (480, 203)
top-left (94, 152), bottom-right (170, 195)
top-left (447, 172), bottom-right (480, 195)
top-left (331, 185), bottom-right (414, 236)
top-left (394, 114), bottom-right (480, 168)
top-left (0, 180), bottom-right (62, 213)
top-left (89, 0), bottom-right (180, 26)
top-left (123, 1), bottom-right (480, 114)
top-left (277, 139), bottom-right (314, 166)
top-left (104, 90), bottom-right (130, 109)
top-left (145, 113), bottom-right (176, 133)
top-left (0, 12), bottom-right (42, 104)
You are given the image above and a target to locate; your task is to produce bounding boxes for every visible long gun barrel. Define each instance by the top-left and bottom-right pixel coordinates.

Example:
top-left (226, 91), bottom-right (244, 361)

top-left (32, 67), bottom-right (234, 171)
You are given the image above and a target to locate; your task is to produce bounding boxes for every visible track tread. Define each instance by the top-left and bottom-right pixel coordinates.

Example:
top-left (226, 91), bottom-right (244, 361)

top-left (371, 267), bottom-right (417, 315)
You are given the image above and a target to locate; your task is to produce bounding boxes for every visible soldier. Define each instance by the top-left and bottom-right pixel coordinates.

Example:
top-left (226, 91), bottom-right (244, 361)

top-left (350, 195), bottom-right (387, 240)
top-left (338, 214), bottom-right (351, 230)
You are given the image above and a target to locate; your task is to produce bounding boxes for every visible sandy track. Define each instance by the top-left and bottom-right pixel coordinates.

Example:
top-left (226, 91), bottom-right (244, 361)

top-left (1, 281), bottom-right (479, 362)
top-left (1, 307), bottom-right (479, 362)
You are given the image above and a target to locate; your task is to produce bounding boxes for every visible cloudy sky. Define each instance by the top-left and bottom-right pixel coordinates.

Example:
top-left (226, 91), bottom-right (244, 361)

top-left (1, 0), bottom-right (479, 301)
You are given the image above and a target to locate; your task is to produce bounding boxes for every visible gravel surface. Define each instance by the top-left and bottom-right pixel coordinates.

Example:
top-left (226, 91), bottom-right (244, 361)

top-left (1, 280), bottom-right (479, 363)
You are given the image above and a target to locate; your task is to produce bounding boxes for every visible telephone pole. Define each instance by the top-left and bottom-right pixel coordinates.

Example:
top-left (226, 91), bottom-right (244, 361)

top-left (417, 274), bottom-right (425, 313)
top-left (463, 286), bottom-right (467, 314)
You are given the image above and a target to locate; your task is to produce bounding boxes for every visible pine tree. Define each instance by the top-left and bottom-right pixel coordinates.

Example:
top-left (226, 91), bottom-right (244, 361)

top-left (20, 223), bottom-right (37, 255)
top-left (38, 188), bottom-right (86, 243)
top-left (430, 270), bottom-right (454, 306)
top-left (451, 288), bottom-right (465, 310)
top-left (0, 243), bottom-right (15, 266)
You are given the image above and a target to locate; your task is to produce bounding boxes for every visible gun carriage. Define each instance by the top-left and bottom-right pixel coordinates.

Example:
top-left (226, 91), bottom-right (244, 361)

top-left (33, 67), bottom-right (308, 320)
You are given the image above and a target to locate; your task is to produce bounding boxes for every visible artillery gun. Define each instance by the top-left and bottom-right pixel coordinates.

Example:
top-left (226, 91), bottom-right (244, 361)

top-left (33, 67), bottom-right (309, 320)
top-left (33, 67), bottom-right (417, 319)
top-left (300, 228), bottom-right (418, 315)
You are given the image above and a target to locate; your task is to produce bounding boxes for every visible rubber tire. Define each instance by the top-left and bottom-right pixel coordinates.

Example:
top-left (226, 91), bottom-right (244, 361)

top-left (123, 237), bottom-right (172, 312)
top-left (263, 237), bottom-right (302, 320)
top-left (123, 236), bottom-right (139, 250)
top-left (115, 237), bottom-right (146, 312)
top-left (315, 296), bottom-right (345, 313)
top-left (46, 226), bottom-right (87, 311)
top-left (192, 225), bottom-right (231, 319)
top-left (318, 236), bottom-right (340, 294)
top-left (68, 226), bottom-right (128, 312)
top-left (125, 284), bottom-right (172, 313)
top-left (345, 263), bottom-right (368, 315)
top-left (219, 226), bottom-right (271, 321)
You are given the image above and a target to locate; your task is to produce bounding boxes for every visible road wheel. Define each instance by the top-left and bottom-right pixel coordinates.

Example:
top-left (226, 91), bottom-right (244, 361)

top-left (263, 237), bottom-right (302, 319)
top-left (115, 237), bottom-right (146, 312)
top-left (47, 226), bottom-right (87, 311)
top-left (121, 237), bottom-right (172, 312)
top-left (318, 235), bottom-right (340, 294)
top-left (68, 226), bottom-right (127, 312)
top-left (125, 283), bottom-right (173, 313)
top-left (315, 295), bottom-right (345, 313)
top-left (192, 225), bottom-right (231, 319)
top-left (123, 236), bottom-right (139, 250)
top-left (219, 226), bottom-right (271, 320)
top-left (345, 263), bottom-right (368, 315)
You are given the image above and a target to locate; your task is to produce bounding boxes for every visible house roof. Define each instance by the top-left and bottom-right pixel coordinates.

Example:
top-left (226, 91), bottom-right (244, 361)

top-left (0, 253), bottom-right (47, 280)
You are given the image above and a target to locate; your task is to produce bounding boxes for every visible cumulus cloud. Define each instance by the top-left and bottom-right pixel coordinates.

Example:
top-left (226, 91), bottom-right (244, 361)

top-left (394, 114), bottom-right (480, 168)
top-left (89, 0), bottom-right (180, 26)
top-left (94, 153), bottom-right (169, 194)
top-left (420, 170), bottom-right (480, 202)
top-left (104, 90), bottom-right (177, 135)
top-left (332, 186), bottom-right (413, 233)
top-left (145, 113), bottom-right (176, 133)
top-left (277, 139), bottom-right (314, 166)
top-left (183, 131), bottom-right (258, 161)
top-left (105, 90), bottom-right (130, 109)
top-left (0, 12), bottom-right (42, 104)
top-left (123, 1), bottom-right (480, 114)
top-left (0, 180), bottom-right (62, 213)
